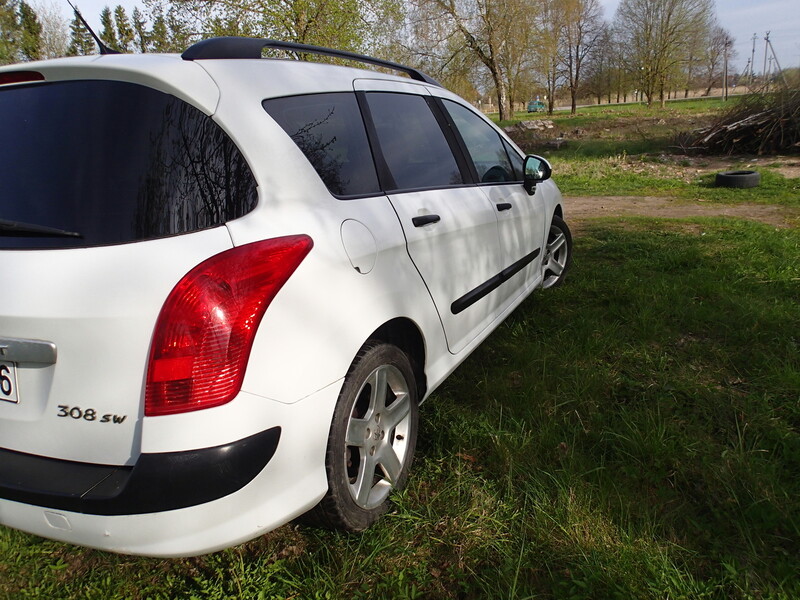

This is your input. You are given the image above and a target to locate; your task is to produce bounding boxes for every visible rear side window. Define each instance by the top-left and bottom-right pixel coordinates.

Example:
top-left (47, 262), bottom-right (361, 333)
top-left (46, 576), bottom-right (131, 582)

top-left (0, 80), bottom-right (257, 249)
top-left (263, 93), bottom-right (380, 197)
top-left (444, 100), bottom-right (521, 183)
top-left (365, 92), bottom-right (463, 191)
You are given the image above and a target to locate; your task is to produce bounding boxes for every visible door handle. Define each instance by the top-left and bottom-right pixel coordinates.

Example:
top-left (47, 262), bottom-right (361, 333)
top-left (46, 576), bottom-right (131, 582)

top-left (496, 203), bottom-right (513, 211)
top-left (412, 214), bottom-right (441, 227)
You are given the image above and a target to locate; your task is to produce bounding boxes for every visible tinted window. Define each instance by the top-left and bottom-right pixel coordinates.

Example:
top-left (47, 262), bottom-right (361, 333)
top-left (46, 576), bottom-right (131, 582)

top-left (502, 138), bottom-right (524, 181)
top-left (0, 80), bottom-right (257, 249)
top-left (366, 92), bottom-right (463, 190)
top-left (444, 100), bottom-right (519, 183)
top-left (263, 93), bottom-right (380, 197)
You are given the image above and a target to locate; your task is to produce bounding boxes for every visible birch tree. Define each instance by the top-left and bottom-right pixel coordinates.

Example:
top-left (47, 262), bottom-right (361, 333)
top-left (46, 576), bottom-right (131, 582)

top-left (33, 1), bottom-right (69, 58)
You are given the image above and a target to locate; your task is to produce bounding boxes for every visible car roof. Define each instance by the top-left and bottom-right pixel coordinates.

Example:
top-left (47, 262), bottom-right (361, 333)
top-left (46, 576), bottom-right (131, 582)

top-left (0, 48), bottom-right (442, 114)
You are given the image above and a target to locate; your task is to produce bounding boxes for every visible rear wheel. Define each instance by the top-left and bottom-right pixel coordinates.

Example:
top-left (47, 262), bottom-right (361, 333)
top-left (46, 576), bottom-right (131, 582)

top-left (307, 342), bottom-right (418, 531)
top-left (541, 215), bottom-right (572, 289)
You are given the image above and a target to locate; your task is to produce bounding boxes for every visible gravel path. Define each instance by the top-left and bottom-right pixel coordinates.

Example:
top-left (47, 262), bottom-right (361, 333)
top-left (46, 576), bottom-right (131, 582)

top-left (565, 196), bottom-right (797, 228)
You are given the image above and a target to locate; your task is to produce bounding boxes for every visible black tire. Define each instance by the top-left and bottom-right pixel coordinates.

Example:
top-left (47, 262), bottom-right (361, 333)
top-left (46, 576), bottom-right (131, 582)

top-left (541, 214), bottom-right (572, 289)
top-left (305, 342), bottom-right (418, 531)
top-left (715, 170), bottom-right (760, 189)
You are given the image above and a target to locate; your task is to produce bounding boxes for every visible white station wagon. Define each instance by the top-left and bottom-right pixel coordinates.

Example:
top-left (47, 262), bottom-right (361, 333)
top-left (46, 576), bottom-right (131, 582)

top-left (0, 37), bottom-right (571, 556)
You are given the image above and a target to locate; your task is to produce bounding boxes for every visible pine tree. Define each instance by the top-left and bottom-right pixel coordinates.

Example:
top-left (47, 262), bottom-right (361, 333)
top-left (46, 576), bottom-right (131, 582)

top-left (67, 10), bottom-right (94, 56)
top-left (148, 6), bottom-right (169, 52)
top-left (132, 6), bottom-right (147, 53)
top-left (18, 1), bottom-right (42, 61)
top-left (166, 8), bottom-right (190, 52)
top-left (114, 5), bottom-right (133, 52)
top-left (0, 0), bottom-right (19, 64)
top-left (99, 6), bottom-right (118, 51)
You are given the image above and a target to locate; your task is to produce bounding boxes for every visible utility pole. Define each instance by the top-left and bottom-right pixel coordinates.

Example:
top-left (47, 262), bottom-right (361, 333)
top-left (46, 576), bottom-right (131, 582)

top-left (765, 35), bottom-right (789, 87)
top-left (763, 31), bottom-right (770, 80)
top-left (723, 39), bottom-right (729, 100)
top-left (749, 33), bottom-right (757, 84)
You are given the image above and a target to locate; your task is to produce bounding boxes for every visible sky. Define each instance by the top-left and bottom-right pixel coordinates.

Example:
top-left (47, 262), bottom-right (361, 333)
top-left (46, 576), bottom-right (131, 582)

top-left (52, 0), bottom-right (800, 75)
top-left (597, 0), bottom-right (800, 74)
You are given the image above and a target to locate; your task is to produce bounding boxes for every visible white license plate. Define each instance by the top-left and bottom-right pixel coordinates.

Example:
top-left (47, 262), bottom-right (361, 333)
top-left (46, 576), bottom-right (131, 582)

top-left (0, 361), bottom-right (19, 403)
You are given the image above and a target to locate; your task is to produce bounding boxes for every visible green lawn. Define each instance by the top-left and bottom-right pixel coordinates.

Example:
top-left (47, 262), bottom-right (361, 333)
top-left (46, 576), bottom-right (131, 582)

top-left (495, 95), bottom-right (800, 206)
top-left (3, 217), bottom-right (798, 599)
top-left (550, 155), bottom-right (800, 205)
top-left (494, 96), bottom-right (732, 129)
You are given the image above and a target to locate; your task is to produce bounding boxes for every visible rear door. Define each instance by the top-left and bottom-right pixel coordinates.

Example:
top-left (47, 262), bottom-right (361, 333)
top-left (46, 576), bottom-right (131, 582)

top-left (358, 84), bottom-right (506, 354)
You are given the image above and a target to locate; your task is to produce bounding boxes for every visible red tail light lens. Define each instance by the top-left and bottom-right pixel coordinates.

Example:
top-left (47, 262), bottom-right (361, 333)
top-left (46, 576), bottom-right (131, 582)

top-left (145, 235), bottom-right (313, 416)
top-left (0, 71), bottom-right (44, 86)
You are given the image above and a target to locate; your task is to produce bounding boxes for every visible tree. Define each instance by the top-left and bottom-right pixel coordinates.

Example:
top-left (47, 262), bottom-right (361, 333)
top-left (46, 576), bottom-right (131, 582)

top-left (114, 5), bottom-right (134, 52)
top-left (535, 0), bottom-right (565, 114)
top-left (167, 0), bottom-right (382, 52)
top-left (560, 0), bottom-right (603, 113)
top-left (33, 0), bottom-right (69, 58)
top-left (99, 6), bottom-right (119, 51)
top-left (131, 7), bottom-right (147, 52)
top-left (700, 23), bottom-right (734, 95)
top-left (67, 9), bottom-right (94, 55)
top-left (18, 0), bottom-right (41, 60)
top-left (583, 21), bottom-right (614, 104)
top-left (410, 0), bottom-right (533, 121)
top-left (614, 0), bottom-right (714, 107)
top-left (146, 4), bottom-right (170, 52)
top-left (1, 0), bottom-right (19, 64)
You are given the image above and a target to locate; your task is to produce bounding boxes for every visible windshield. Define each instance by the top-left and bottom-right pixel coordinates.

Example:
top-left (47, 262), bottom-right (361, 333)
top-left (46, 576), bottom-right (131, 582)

top-left (0, 79), bottom-right (257, 249)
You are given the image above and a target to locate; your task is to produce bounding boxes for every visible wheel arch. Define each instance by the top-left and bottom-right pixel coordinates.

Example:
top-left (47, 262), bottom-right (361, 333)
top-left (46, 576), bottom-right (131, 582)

top-left (366, 318), bottom-right (428, 402)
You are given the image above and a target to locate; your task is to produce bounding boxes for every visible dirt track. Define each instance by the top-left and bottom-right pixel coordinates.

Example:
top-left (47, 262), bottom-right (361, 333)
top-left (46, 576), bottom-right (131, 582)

top-left (566, 196), bottom-right (797, 228)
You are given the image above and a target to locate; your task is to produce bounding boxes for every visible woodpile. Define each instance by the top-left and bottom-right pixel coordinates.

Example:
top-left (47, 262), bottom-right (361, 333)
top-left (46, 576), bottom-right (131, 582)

top-left (686, 90), bottom-right (800, 155)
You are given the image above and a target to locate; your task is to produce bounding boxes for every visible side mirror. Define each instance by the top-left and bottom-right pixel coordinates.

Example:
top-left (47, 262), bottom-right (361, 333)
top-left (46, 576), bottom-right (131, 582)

top-left (522, 155), bottom-right (552, 195)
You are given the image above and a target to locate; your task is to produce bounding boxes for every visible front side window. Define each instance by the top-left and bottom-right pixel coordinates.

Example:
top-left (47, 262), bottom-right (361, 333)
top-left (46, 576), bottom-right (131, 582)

top-left (366, 92), bottom-right (463, 191)
top-left (263, 93), bottom-right (380, 197)
top-left (0, 80), bottom-right (257, 249)
top-left (444, 100), bottom-right (520, 183)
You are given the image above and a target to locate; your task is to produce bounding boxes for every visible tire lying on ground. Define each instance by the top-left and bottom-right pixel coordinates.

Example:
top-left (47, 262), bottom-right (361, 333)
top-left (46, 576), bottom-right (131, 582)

top-left (715, 170), bottom-right (760, 189)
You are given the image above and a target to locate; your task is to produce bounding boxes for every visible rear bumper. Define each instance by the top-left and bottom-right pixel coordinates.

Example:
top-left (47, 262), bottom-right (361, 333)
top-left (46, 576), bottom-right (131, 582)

top-left (0, 428), bottom-right (280, 515)
top-left (0, 381), bottom-right (341, 556)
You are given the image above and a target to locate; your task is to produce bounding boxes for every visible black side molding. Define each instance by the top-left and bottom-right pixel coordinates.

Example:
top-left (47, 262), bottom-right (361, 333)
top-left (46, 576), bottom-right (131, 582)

top-left (182, 37), bottom-right (442, 87)
top-left (0, 427), bottom-right (280, 515)
top-left (451, 248), bottom-right (541, 315)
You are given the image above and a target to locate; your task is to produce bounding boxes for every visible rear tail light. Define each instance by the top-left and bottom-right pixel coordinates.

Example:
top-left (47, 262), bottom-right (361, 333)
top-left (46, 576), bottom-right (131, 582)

top-left (145, 235), bottom-right (313, 416)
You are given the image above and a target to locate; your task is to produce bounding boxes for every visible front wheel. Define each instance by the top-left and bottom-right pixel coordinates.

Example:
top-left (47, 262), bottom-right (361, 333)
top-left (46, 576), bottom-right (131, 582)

top-left (541, 215), bottom-right (572, 289)
top-left (306, 342), bottom-right (418, 531)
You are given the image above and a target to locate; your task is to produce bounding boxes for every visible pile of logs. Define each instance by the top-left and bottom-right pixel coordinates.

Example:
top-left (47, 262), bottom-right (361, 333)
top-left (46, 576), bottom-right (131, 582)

top-left (688, 90), bottom-right (800, 155)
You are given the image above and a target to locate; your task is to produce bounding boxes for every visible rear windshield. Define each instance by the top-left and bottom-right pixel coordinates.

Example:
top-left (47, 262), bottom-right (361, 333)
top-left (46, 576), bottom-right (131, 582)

top-left (0, 79), bottom-right (257, 249)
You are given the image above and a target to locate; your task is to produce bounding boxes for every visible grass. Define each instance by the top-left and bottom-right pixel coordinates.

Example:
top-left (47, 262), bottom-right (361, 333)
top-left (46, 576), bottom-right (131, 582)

top-left (549, 154), bottom-right (800, 205)
top-left (2, 216), bottom-right (798, 599)
top-left (493, 96), bottom-right (800, 205)
top-left (494, 96), bottom-right (729, 129)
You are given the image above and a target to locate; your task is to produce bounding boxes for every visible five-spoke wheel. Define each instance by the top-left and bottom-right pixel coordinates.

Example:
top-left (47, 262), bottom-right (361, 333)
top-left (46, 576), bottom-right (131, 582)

top-left (306, 342), bottom-right (418, 531)
top-left (541, 215), bottom-right (572, 289)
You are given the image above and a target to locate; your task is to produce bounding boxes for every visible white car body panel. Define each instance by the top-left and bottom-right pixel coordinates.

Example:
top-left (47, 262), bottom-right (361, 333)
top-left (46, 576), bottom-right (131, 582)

top-left (386, 187), bottom-right (505, 354)
top-left (0, 48), bottom-right (566, 556)
top-left (0, 228), bottom-right (234, 464)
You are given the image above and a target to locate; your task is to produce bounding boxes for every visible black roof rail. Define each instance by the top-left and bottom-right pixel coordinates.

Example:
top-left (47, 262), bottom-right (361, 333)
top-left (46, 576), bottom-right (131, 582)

top-left (181, 37), bottom-right (442, 87)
